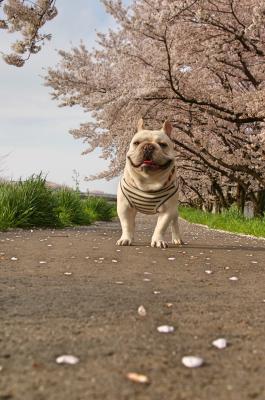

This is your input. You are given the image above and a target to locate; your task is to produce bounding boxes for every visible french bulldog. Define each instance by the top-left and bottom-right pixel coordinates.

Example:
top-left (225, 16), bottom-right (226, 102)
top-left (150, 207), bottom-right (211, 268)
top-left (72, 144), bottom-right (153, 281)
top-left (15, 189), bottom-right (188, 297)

top-left (116, 119), bottom-right (182, 248)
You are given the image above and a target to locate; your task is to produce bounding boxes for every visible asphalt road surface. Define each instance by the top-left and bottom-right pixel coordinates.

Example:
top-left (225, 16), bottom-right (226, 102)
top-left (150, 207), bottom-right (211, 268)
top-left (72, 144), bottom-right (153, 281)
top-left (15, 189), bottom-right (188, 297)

top-left (1, 215), bottom-right (265, 400)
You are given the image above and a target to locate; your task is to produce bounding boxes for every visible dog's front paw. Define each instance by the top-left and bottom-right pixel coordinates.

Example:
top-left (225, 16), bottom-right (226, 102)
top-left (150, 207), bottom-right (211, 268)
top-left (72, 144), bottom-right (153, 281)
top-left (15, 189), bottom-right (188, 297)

top-left (151, 238), bottom-right (168, 248)
top-left (172, 238), bottom-right (184, 245)
top-left (116, 237), bottom-right (133, 246)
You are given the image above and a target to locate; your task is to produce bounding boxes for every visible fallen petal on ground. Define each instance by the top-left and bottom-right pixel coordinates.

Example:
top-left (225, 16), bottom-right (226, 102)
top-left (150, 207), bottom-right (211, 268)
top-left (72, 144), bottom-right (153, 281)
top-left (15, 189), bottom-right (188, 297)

top-left (229, 276), bottom-right (238, 281)
top-left (56, 355), bottom-right (79, 365)
top-left (138, 305), bottom-right (147, 317)
top-left (212, 338), bottom-right (228, 349)
top-left (126, 372), bottom-right (149, 384)
top-left (157, 325), bottom-right (174, 333)
top-left (182, 356), bottom-right (204, 368)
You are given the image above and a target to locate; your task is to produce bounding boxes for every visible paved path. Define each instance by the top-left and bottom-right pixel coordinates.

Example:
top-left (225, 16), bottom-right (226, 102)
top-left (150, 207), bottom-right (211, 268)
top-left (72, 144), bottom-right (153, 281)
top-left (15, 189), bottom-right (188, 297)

top-left (0, 215), bottom-right (265, 400)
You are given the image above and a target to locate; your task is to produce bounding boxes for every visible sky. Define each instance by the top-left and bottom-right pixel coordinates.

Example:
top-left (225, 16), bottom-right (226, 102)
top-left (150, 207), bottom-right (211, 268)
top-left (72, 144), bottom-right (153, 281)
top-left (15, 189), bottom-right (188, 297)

top-left (0, 0), bottom-right (131, 194)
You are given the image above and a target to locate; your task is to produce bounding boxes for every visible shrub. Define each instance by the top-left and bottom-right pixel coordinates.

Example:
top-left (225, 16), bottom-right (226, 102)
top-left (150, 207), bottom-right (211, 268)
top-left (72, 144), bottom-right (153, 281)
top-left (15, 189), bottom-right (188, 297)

top-left (53, 188), bottom-right (91, 227)
top-left (82, 196), bottom-right (115, 222)
top-left (0, 174), bottom-right (57, 230)
top-left (0, 176), bottom-right (116, 230)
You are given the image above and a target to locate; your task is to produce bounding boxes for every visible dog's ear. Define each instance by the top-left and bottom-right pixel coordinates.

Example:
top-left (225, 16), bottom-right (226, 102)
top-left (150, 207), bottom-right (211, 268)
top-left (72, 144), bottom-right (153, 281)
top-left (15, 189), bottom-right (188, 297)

top-left (162, 120), bottom-right (172, 138)
top-left (137, 118), bottom-right (144, 132)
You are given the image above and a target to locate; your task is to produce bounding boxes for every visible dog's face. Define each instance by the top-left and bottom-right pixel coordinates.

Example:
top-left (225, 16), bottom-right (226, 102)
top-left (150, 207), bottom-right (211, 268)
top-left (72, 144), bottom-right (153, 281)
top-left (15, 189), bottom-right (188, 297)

top-left (126, 120), bottom-right (175, 174)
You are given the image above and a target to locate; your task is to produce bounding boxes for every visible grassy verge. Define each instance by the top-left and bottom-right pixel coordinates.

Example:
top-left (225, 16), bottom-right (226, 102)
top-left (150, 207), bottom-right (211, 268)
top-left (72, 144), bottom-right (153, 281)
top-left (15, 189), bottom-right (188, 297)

top-left (179, 206), bottom-right (265, 238)
top-left (0, 175), bottom-right (116, 231)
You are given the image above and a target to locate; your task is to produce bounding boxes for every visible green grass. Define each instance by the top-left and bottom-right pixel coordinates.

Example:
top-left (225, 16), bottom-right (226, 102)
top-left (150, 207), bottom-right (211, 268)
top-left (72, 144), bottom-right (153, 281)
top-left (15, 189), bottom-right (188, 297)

top-left (53, 188), bottom-right (91, 227)
top-left (0, 175), bottom-right (116, 231)
top-left (0, 175), bottom-right (57, 230)
top-left (82, 196), bottom-right (116, 222)
top-left (179, 206), bottom-right (265, 238)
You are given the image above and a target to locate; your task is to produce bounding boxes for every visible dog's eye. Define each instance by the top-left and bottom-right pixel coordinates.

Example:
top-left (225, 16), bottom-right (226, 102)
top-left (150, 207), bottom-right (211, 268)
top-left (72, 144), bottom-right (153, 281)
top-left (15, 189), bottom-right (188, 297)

top-left (159, 142), bottom-right (168, 148)
top-left (133, 141), bottom-right (140, 146)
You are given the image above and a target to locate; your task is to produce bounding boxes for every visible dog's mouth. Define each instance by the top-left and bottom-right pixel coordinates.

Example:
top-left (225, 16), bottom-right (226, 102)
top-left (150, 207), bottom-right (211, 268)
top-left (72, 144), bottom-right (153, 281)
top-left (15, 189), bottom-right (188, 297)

top-left (141, 160), bottom-right (161, 170)
top-left (128, 157), bottom-right (172, 170)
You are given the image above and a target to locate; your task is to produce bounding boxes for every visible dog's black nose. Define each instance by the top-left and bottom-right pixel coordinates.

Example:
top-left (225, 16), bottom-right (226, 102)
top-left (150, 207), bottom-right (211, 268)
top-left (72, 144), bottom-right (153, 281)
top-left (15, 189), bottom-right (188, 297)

top-left (142, 143), bottom-right (155, 159)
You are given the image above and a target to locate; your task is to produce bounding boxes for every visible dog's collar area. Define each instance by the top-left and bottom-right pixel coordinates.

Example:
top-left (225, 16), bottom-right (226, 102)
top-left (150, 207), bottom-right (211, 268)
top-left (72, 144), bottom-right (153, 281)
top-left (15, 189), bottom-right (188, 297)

top-left (120, 177), bottom-right (178, 215)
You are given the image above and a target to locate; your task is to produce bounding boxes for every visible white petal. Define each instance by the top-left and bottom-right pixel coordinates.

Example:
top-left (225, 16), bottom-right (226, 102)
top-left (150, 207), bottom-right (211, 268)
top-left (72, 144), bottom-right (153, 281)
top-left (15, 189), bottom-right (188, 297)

top-left (126, 372), bottom-right (149, 384)
top-left (182, 356), bottom-right (204, 368)
top-left (138, 305), bottom-right (147, 317)
top-left (56, 355), bottom-right (79, 365)
top-left (229, 276), bottom-right (238, 281)
top-left (157, 325), bottom-right (175, 333)
top-left (168, 257), bottom-right (175, 261)
top-left (11, 257), bottom-right (18, 261)
top-left (212, 338), bottom-right (227, 349)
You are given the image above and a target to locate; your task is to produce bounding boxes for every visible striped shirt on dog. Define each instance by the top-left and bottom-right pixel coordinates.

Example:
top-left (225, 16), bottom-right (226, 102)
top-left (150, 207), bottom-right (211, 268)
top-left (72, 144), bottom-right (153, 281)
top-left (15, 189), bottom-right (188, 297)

top-left (120, 178), bottom-right (178, 215)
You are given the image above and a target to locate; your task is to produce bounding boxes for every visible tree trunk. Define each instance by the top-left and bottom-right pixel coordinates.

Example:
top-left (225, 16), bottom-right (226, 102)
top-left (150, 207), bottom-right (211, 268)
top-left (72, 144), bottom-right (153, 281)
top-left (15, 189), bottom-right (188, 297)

top-left (236, 184), bottom-right (246, 214)
top-left (211, 179), bottom-right (227, 213)
top-left (226, 185), bottom-right (235, 208)
top-left (252, 190), bottom-right (265, 217)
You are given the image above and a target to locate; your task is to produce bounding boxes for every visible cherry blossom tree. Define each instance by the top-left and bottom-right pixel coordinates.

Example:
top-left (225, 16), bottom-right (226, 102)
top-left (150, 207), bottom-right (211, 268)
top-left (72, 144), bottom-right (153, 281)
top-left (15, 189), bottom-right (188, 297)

top-left (44, 0), bottom-right (265, 215)
top-left (0, 0), bottom-right (57, 66)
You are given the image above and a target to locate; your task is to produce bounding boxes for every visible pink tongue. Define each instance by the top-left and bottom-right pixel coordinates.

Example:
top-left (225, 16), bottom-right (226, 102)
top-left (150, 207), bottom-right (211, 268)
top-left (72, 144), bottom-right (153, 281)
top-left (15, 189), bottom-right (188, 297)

top-left (143, 160), bottom-right (155, 165)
